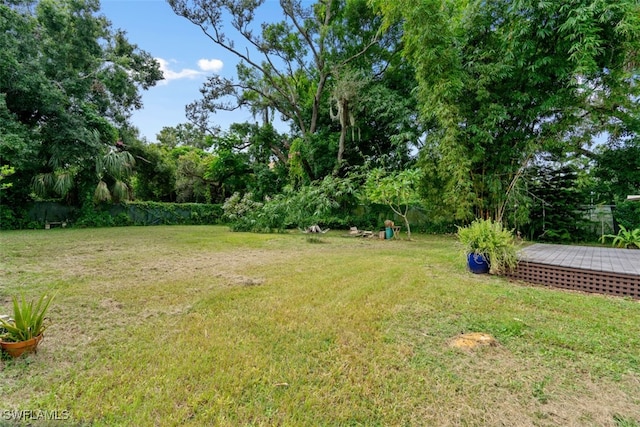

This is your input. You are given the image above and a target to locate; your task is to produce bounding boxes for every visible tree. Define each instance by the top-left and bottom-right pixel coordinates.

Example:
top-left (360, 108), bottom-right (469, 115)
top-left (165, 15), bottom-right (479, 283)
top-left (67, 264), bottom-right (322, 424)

top-left (203, 149), bottom-right (253, 203)
top-left (166, 145), bottom-right (254, 204)
top-left (208, 123), bottom-right (289, 200)
top-left (174, 149), bottom-right (213, 203)
top-left (376, 0), bottom-right (640, 221)
top-left (126, 141), bottom-right (178, 202)
top-left (329, 69), bottom-right (364, 169)
top-left (156, 123), bottom-right (211, 149)
top-left (0, 0), bottom-right (162, 208)
top-left (168, 0), bottom-right (384, 176)
top-left (364, 168), bottom-right (422, 239)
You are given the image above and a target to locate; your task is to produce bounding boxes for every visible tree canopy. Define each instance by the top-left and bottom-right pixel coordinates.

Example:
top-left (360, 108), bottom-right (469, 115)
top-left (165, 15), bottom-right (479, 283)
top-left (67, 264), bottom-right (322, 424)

top-left (376, 0), bottom-right (640, 221)
top-left (168, 0), bottom-right (420, 178)
top-left (0, 0), bottom-right (162, 207)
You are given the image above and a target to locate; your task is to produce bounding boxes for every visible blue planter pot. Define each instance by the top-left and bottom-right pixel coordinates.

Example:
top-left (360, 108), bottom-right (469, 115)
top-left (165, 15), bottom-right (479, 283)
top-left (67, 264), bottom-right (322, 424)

top-left (467, 253), bottom-right (490, 274)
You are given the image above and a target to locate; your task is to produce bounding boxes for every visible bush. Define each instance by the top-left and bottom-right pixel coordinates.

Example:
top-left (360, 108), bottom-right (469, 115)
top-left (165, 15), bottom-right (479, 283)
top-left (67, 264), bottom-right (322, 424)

top-left (223, 192), bottom-right (271, 232)
top-left (223, 176), bottom-right (361, 232)
top-left (75, 200), bottom-right (117, 228)
top-left (600, 225), bottom-right (640, 249)
top-left (0, 205), bottom-right (30, 230)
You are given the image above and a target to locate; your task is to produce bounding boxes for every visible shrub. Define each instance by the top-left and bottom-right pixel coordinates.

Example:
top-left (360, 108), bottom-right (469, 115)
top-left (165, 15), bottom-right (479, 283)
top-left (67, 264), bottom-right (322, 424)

top-left (600, 225), bottom-right (640, 249)
top-left (222, 192), bottom-right (268, 232)
top-left (223, 176), bottom-right (360, 232)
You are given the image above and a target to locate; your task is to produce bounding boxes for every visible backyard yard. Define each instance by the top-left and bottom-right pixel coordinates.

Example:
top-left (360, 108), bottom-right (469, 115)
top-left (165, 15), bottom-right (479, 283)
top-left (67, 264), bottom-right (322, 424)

top-left (1, 226), bottom-right (639, 426)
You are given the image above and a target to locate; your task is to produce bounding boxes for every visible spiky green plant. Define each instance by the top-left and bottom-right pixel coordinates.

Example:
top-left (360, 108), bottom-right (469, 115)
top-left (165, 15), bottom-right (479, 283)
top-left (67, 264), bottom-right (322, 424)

top-left (600, 225), bottom-right (640, 249)
top-left (99, 150), bottom-right (135, 179)
top-left (0, 294), bottom-right (54, 342)
top-left (31, 170), bottom-right (76, 198)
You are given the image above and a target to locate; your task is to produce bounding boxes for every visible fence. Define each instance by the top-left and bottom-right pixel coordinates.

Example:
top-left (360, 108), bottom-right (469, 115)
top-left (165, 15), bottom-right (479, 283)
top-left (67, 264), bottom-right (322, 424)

top-left (26, 201), bottom-right (223, 228)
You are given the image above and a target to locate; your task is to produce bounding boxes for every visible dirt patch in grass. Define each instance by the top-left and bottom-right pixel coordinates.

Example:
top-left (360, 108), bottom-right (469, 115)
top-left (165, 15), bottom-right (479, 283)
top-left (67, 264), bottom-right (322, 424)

top-left (449, 332), bottom-right (499, 350)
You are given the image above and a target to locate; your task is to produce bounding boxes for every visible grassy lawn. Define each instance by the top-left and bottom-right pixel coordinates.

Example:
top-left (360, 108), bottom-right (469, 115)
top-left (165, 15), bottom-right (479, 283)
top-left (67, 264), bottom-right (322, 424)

top-left (1, 226), bottom-right (639, 426)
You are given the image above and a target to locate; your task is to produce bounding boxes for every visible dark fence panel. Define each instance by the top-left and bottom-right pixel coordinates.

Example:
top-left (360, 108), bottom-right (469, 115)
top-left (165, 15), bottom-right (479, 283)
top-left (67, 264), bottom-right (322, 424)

top-left (24, 201), bottom-right (223, 229)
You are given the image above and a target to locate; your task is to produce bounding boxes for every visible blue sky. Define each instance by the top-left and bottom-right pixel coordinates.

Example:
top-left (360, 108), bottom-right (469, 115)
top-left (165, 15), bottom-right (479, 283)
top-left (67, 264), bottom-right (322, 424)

top-left (100, 0), bottom-right (283, 142)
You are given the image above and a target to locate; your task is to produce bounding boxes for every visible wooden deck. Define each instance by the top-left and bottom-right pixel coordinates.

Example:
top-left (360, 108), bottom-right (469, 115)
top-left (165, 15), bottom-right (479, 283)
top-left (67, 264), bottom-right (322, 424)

top-left (507, 244), bottom-right (640, 299)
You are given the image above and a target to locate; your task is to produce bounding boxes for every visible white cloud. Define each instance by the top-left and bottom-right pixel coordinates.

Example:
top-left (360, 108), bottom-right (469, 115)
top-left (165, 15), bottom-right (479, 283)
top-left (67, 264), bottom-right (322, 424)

top-left (198, 58), bottom-right (224, 72)
top-left (156, 57), bottom-right (203, 85)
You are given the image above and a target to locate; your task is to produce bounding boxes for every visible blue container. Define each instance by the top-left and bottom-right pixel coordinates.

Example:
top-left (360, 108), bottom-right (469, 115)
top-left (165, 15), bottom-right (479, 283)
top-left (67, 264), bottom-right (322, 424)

top-left (385, 227), bottom-right (393, 239)
top-left (467, 253), bottom-right (490, 274)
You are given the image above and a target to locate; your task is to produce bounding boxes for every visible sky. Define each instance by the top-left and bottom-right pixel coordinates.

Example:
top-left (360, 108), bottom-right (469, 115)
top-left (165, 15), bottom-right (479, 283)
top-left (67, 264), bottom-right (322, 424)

top-left (100, 0), bottom-right (285, 142)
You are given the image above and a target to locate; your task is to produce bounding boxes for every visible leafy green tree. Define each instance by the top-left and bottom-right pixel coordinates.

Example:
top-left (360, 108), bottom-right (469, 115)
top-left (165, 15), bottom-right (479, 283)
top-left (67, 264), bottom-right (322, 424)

top-left (364, 168), bottom-right (422, 239)
top-left (156, 123), bottom-right (211, 150)
top-left (203, 149), bottom-right (253, 203)
top-left (174, 148), bottom-right (213, 203)
top-left (170, 146), bottom-right (254, 204)
top-left (169, 0), bottom-right (396, 176)
top-left (325, 0), bottom-right (420, 173)
top-left (329, 68), bottom-right (368, 170)
top-left (0, 0), bottom-right (161, 208)
top-left (210, 123), bottom-right (289, 200)
top-left (376, 0), bottom-right (640, 221)
top-left (128, 141), bottom-right (178, 202)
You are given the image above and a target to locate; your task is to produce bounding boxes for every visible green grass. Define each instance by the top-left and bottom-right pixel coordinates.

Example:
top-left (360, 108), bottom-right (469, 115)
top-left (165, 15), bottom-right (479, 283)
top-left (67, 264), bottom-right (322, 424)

top-left (1, 226), bottom-right (639, 426)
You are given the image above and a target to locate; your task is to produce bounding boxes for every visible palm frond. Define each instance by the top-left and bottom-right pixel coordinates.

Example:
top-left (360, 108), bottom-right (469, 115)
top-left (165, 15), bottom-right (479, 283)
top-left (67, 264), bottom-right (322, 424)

top-left (53, 171), bottom-right (74, 196)
top-left (93, 180), bottom-right (112, 203)
top-left (112, 180), bottom-right (130, 202)
top-left (102, 150), bottom-right (136, 179)
top-left (31, 173), bottom-right (55, 197)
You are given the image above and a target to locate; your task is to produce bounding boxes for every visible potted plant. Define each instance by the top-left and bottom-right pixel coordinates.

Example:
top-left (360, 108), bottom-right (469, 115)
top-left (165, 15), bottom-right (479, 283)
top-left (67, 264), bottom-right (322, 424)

top-left (0, 293), bottom-right (53, 358)
top-left (457, 218), bottom-right (518, 274)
